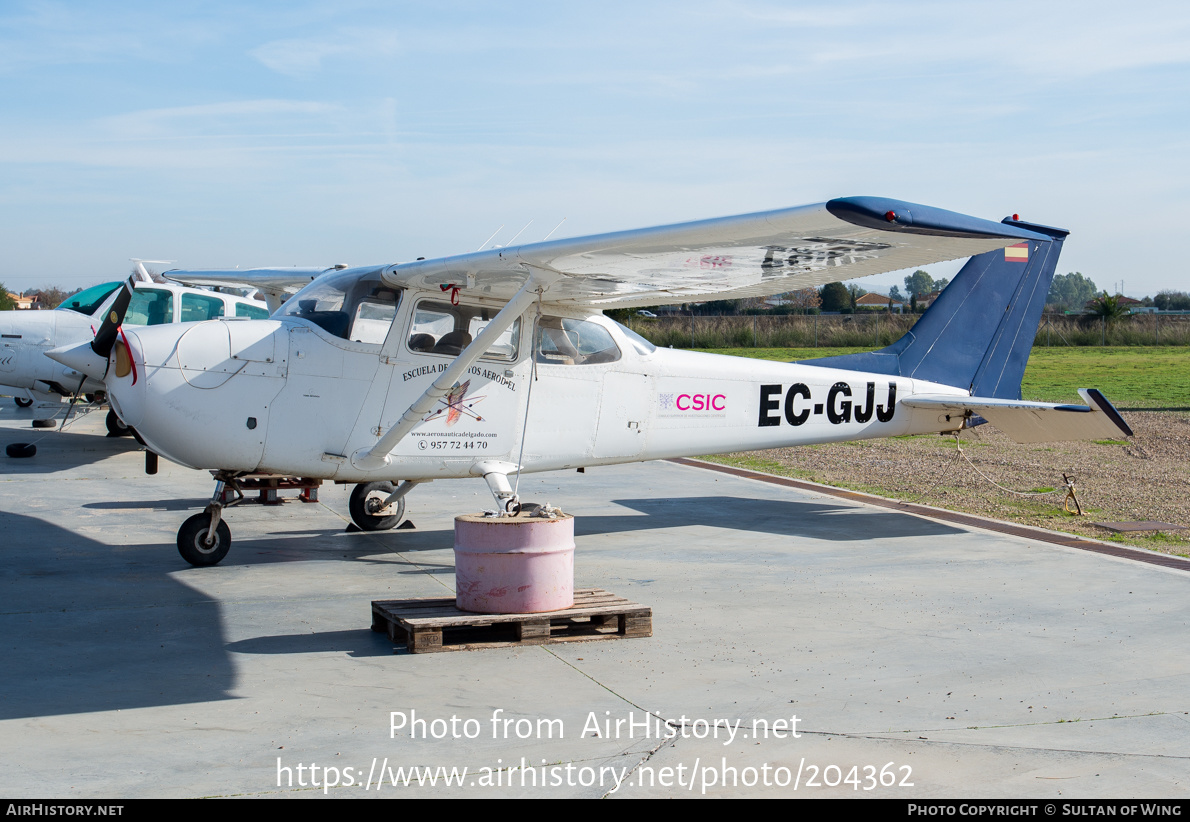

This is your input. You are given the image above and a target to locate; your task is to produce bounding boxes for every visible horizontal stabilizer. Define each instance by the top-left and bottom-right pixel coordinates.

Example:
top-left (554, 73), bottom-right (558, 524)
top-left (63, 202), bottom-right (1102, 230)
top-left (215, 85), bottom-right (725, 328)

top-left (902, 389), bottom-right (1132, 443)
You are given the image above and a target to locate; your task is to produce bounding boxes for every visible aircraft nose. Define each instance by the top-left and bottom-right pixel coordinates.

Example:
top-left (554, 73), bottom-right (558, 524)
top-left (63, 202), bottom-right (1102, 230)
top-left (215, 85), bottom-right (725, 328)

top-left (47, 341), bottom-right (108, 382)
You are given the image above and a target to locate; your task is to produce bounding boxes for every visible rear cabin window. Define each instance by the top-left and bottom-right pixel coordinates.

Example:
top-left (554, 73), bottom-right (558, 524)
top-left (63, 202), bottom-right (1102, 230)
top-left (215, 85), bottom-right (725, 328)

top-left (408, 300), bottom-right (520, 361)
top-left (534, 317), bottom-right (621, 365)
top-left (235, 302), bottom-right (271, 320)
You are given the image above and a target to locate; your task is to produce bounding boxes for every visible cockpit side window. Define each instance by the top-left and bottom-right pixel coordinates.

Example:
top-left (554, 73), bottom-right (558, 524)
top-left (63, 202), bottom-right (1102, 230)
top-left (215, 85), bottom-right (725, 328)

top-left (407, 300), bottom-right (520, 361)
top-left (126, 289), bottom-right (175, 326)
top-left (535, 316), bottom-right (621, 365)
top-left (180, 292), bottom-right (226, 322)
top-left (351, 297), bottom-right (399, 345)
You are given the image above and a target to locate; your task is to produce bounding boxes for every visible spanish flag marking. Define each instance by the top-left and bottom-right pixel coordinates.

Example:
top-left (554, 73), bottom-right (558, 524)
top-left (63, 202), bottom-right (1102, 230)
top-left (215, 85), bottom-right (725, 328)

top-left (1005, 243), bottom-right (1029, 262)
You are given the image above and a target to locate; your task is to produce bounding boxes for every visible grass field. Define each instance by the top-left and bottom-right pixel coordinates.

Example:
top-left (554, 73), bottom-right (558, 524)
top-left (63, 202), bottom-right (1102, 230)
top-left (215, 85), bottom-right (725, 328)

top-left (693, 346), bottom-right (1190, 409)
top-left (689, 345), bottom-right (1190, 554)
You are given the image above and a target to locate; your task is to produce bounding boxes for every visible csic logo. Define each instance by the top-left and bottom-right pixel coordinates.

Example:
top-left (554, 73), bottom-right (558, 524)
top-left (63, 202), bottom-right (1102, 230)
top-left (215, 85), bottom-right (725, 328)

top-left (676, 393), bottom-right (725, 411)
top-left (758, 382), bottom-right (896, 427)
top-left (659, 391), bottom-right (727, 417)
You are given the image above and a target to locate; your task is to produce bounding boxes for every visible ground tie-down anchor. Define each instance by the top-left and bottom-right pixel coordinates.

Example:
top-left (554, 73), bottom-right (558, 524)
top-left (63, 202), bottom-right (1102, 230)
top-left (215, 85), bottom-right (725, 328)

top-left (1063, 472), bottom-right (1083, 516)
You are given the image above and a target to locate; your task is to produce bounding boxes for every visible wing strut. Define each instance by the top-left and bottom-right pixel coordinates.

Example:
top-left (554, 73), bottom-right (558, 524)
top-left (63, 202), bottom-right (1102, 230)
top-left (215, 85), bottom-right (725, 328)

top-left (351, 274), bottom-right (545, 471)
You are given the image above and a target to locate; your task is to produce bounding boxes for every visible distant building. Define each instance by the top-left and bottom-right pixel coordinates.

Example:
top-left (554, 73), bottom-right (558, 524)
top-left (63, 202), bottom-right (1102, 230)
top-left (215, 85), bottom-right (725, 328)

top-left (855, 293), bottom-right (904, 312)
top-left (1081, 295), bottom-right (1144, 313)
top-left (7, 293), bottom-right (39, 310)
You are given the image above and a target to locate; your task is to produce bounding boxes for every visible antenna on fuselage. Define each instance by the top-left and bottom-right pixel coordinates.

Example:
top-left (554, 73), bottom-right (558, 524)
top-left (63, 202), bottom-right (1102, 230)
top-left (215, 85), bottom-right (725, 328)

top-left (541, 218), bottom-right (567, 242)
top-left (477, 225), bottom-right (505, 251)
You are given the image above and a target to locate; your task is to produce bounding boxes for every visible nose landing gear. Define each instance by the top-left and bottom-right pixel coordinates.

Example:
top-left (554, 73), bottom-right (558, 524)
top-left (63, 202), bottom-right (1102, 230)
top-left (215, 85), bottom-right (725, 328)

top-left (178, 508), bottom-right (232, 566)
top-left (177, 477), bottom-right (238, 567)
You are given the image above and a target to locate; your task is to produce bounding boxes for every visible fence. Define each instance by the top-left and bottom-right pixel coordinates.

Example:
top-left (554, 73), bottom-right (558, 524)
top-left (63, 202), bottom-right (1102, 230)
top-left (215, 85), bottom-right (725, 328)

top-left (623, 313), bottom-right (1190, 349)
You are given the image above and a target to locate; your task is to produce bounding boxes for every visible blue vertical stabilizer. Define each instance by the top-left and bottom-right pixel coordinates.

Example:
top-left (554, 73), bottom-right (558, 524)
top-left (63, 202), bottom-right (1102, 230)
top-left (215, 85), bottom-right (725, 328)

top-left (799, 219), bottom-right (1068, 399)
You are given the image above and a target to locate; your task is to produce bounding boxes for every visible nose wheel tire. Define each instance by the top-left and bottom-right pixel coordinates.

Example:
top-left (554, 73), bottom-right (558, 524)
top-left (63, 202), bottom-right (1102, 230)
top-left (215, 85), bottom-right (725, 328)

top-left (106, 409), bottom-right (133, 438)
top-left (349, 482), bottom-right (405, 531)
top-left (177, 513), bottom-right (232, 566)
top-left (14, 397), bottom-right (32, 408)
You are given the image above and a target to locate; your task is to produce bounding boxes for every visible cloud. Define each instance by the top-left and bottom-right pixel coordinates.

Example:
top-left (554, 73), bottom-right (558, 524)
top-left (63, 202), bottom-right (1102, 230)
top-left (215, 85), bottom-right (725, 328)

top-left (94, 99), bottom-right (343, 140)
top-left (249, 28), bottom-right (400, 77)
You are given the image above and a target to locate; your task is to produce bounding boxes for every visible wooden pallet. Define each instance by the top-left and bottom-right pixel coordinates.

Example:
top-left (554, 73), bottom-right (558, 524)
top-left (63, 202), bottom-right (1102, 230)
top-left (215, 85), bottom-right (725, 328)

top-left (371, 588), bottom-right (652, 653)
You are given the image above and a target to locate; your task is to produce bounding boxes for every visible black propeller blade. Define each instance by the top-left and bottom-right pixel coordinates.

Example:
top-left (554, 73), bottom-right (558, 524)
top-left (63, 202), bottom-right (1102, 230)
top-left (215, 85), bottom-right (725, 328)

top-left (91, 277), bottom-right (135, 359)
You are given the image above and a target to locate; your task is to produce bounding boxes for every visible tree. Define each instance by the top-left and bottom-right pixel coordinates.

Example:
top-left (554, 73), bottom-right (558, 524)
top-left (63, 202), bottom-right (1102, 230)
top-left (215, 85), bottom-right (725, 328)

top-left (0, 283), bottom-right (15, 311)
top-left (819, 281), bottom-right (850, 312)
top-left (888, 285), bottom-right (903, 302)
top-left (1154, 290), bottom-right (1190, 311)
top-left (694, 299), bottom-right (740, 316)
top-left (1047, 272), bottom-right (1098, 310)
top-left (904, 270), bottom-right (934, 297)
top-left (1086, 292), bottom-right (1128, 325)
top-left (846, 284), bottom-right (868, 310)
top-left (783, 287), bottom-right (821, 312)
top-left (933, 277), bottom-right (950, 292)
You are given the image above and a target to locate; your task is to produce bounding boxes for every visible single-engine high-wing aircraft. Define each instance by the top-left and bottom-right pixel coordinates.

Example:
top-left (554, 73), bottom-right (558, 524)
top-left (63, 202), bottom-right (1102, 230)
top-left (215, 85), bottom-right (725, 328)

top-left (1, 263), bottom-right (285, 434)
top-left (48, 196), bottom-right (1132, 567)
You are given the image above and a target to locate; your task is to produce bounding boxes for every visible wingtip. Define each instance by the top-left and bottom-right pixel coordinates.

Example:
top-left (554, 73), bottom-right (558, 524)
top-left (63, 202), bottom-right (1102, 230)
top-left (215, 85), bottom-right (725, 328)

top-left (1079, 388), bottom-right (1134, 437)
top-left (827, 196), bottom-right (1055, 241)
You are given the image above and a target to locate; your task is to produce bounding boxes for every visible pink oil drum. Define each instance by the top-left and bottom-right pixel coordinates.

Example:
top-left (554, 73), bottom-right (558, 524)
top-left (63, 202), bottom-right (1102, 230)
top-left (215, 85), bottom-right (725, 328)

top-left (454, 512), bottom-right (575, 613)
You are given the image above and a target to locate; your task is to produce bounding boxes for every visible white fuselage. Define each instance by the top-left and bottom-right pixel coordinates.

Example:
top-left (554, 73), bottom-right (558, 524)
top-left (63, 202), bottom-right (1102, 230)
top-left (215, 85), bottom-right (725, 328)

top-left (104, 288), bottom-right (969, 479)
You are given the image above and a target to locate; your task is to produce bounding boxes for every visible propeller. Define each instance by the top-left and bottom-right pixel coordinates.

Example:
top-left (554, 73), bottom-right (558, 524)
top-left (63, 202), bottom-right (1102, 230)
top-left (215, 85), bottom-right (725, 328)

top-left (46, 276), bottom-right (136, 382)
top-left (92, 277), bottom-right (135, 359)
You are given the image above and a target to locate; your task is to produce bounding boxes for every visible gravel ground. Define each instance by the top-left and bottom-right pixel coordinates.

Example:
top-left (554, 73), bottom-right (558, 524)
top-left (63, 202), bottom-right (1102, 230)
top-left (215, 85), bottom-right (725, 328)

top-left (711, 410), bottom-right (1190, 556)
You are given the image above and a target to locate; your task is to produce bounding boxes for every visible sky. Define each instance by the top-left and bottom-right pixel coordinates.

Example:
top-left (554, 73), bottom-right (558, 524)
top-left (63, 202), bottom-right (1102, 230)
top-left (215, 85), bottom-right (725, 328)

top-left (1, 0), bottom-right (1188, 297)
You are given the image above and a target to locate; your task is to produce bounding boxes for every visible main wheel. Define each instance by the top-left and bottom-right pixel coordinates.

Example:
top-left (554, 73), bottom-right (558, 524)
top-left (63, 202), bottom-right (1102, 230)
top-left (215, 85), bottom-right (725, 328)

top-left (14, 397), bottom-right (32, 408)
top-left (349, 482), bottom-right (405, 531)
top-left (177, 513), bottom-right (232, 566)
top-left (106, 409), bottom-right (132, 437)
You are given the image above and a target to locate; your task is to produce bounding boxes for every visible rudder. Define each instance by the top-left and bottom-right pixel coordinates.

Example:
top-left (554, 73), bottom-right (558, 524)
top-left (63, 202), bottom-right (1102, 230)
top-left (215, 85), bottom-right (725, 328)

top-left (800, 218), bottom-right (1068, 400)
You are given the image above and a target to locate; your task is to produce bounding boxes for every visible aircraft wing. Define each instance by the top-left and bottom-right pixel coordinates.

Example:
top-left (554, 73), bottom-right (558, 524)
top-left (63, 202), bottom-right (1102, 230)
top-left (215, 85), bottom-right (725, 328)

top-left (380, 196), bottom-right (1054, 309)
top-left (163, 267), bottom-right (334, 295)
top-left (901, 389), bottom-right (1133, 443)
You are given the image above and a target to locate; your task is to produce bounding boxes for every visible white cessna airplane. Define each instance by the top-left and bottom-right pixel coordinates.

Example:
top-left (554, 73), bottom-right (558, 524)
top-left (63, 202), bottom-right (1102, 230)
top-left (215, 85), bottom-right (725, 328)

top-left (1, 264), bottom-right (283, 434)
top-left (49, 197), bottom-right (1131, 567)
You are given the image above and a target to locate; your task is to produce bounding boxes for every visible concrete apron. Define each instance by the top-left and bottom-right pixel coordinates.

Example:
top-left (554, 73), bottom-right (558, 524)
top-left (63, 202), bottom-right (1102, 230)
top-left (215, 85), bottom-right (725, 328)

top-left (1, 403), bottom-right (1188, 798)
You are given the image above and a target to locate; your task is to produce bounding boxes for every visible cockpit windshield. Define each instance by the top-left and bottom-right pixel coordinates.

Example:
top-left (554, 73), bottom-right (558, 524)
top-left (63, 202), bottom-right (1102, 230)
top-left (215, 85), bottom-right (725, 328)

top-left (56, 282), bottom-right (122, 316)
top-left (278, 267), bottom-right (401, 345)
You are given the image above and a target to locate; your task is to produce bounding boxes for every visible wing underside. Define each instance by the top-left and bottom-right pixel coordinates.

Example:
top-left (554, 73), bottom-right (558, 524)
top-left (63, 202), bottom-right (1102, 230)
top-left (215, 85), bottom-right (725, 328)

top-left (164, 267), bottom-right (332, 295)
top-left (380, 197), bottom-right (1052, 309)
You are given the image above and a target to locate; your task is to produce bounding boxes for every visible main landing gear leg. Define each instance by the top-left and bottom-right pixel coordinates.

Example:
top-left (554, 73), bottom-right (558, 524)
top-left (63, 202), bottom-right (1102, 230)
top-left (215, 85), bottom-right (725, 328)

top-left (481, 470), bottom-right (520, 515)
top-left (177, 478), bottom-right (240, 567)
